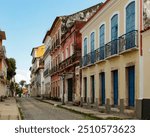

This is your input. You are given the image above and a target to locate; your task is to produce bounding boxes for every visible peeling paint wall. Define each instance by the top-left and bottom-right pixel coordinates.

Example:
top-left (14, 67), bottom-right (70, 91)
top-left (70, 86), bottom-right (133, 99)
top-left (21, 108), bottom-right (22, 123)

top-left (61, 3), bottom-right (102, 35)
top-left (144, 0), bottom-right (150, 29)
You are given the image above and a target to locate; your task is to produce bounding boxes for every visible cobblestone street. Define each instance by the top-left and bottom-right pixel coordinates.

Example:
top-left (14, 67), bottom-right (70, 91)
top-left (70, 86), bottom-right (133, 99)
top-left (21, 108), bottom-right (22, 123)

top-left (17, 98), bottom-right (89, 120)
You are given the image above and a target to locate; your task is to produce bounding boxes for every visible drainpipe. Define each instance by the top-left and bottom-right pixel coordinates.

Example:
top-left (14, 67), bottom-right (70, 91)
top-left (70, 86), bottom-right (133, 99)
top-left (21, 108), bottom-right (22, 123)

top-left (140, 0), bottom-right (143, 56)
top-left (139, 0), bottom-right (143, 100)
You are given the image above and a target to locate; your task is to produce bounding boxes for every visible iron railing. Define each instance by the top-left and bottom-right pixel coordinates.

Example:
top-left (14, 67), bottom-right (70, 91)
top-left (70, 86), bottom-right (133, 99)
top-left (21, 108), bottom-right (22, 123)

top-left (82, 30), bottom-right (138, 67)
top-left (44, 68), bottom-right (49, 77)
top-left (50, 51), bottom-right (81, 75)
top-left (0, 46), bottom-right (5, 58)
top-left (119, 30), bottom-right (138, 53)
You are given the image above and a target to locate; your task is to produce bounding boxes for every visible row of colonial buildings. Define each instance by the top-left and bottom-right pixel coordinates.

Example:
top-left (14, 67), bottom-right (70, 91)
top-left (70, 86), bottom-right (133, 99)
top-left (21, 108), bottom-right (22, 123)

top-left (0, 30), bottom-right (9, 100)
top-left (30, 0), bottom-right (150, 119)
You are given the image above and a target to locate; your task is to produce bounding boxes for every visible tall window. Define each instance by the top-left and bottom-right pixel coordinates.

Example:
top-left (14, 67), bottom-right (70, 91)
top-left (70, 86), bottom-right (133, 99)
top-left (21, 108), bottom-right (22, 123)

top-left (111, 14), bottom-right (118, 40)
top-left (70, 44), bottom-right (74, 56)
top-left (90, 32), bottom-right (95, 52)
top-left (61, 52), bottom-right (64, 61)
top-left (66, 48), bottom-right (69, 59)
top-left (90, 32), bottom-right (95, 63)
top-left (126, 1), bottom-right (135, 33)
top-left (99, 24), bottom-right (105, 47)
top-left (84, 38), bottom-right (87, 55)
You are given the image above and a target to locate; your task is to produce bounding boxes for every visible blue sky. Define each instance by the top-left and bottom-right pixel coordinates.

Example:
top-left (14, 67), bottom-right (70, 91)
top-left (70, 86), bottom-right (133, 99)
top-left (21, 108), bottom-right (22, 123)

top-left (0, 0), bottom-right (104, 83)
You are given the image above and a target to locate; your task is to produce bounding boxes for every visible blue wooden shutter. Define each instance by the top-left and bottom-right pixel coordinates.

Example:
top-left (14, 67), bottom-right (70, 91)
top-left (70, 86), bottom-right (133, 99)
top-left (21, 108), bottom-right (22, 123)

top-left (111, 14), bottom-right (118, 41)
top-left (84, 38), bottom-right (87, 56)
top-left (126, 2), bottom-right (135, 33)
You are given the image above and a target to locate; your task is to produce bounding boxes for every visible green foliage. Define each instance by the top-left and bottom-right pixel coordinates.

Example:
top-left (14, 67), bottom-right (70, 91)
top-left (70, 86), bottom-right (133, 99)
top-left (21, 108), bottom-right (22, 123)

top-left (15, 83), bottom-right (22, 97)
top-left (19, 80), bottom-right (26, 87)
top-left (7, 58), bottom-right (16, 80)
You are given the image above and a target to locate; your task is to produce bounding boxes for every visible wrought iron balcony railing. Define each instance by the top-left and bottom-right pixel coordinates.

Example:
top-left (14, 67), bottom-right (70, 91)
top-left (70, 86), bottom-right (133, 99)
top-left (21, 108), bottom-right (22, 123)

top-left (105, 39), bottom-right (118, 58)
top-left (56, 39), bottom-right (60, 47)
top-left (81, 30), bottom-right (138, 67)
top-left (0, 70), bottom-right (5, 79)
top-left (50, 51), bottom-right (81, 75)
top-left (44, 68), bottom-right (49, 77)
top-left (49, 65), bottom-right (59, 75)
top-left (0, 46), bottom-right (5, 59)
top-left (50, 39), bottom-right (61, 54)
top-left (119, 30), bottom-right (138, 53)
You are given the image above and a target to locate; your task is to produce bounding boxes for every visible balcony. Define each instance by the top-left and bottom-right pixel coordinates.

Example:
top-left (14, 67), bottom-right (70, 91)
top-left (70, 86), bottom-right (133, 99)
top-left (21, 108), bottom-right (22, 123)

top-left (44, 47), bottom-right (50, 57)
top-left (105, 39), bottom-right (118, 58)
top-left (56, 39), bottom-right (60, 47)
top-left (50, 52), bottom-right (81, 75)
top-left (0, 46), bottom-right (5, 59)
top-left (0, 70), bottom-right (5, 79)
top-left (119, 30), bottom-right (138, 53)
top-left (59, 52), bottom-right (81, 71)
top-left (49, 65), bottom-right (59, 76)
top-left (50, 39), bottom-right (61, 54)
top-left (81, 30), bottom-right (138, 67)
top-left (44, 68), bottom-right (49, 77)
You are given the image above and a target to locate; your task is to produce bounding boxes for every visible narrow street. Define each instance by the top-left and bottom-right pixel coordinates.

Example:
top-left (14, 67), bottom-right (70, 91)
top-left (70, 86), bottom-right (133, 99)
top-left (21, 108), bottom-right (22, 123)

top-left (17, 98), bottom-right (88, 120)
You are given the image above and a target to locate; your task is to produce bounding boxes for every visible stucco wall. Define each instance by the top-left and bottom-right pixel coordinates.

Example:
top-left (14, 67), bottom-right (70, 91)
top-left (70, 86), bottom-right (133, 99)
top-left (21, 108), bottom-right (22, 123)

top-left (81, 0), bottom-right (140, 106)
top-left (142, 29), bottom-right (150, 98)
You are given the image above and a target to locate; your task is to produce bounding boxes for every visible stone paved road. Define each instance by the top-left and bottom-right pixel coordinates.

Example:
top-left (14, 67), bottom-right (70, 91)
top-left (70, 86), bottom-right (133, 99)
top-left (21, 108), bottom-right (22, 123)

top-left (17, 97), bottom-right (87, 120)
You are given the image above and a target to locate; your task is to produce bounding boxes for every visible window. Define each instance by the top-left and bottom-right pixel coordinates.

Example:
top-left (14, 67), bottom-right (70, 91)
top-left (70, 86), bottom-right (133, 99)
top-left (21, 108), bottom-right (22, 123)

top-left (110, 14), bottom-right (118, 55)
top-left (62, 52), bottom-right (64, 61)
top-left (90, 32), bottom-right (95, 63)
top-left (126, 2), bottom-right (135, 49)
top-left (84, 38), bottom-right (87, 55)
top-left (126, 1), bottom-right (135, 32)
top-left (90, 32), bottom-right (95, 52)
top-left (99, 24), bottom-right (105, 47)
top-left (70, 44), bottom-right (74, 56)
top-left (111, 14), bottom-right (118, 40)
top-left (66, 48), bottom-right (69, 59)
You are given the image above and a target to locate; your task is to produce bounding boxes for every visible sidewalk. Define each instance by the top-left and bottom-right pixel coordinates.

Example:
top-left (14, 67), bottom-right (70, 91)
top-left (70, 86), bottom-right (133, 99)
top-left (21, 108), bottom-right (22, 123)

top-left (0, 97), bottom-right (21, 120)
top-left (35, 98), bottom-right (135, 120)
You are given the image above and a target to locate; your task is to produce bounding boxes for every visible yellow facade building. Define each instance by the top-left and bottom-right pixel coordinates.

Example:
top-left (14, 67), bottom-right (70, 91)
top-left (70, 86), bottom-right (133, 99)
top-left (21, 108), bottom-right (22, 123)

top-left (80, 0), bottom-right (150, 119)
top-left (30, 45), bottom-right (45, 97)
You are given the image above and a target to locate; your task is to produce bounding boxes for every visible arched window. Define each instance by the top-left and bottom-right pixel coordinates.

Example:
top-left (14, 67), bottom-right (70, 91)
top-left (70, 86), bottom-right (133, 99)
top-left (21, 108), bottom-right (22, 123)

top-left (84, 38), bottom-right (87, 56)
top-left (90, 32), bottom-right (95, 63)
top-left (99, 24), bottom-right (105, 47)
top-left (99, 24), bottom-right (105, 59)
top-left (90, 32), bottom-right (95, 52)
top-left (126, 1), bottom-right (135, 32)
top-left (111, 14), bottom-right (118, 40)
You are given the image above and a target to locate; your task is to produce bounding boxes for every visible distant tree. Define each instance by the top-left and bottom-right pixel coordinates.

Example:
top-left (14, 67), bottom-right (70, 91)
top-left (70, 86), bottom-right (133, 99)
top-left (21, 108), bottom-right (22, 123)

top-left (25, 84), bottom-right (28, 89)
top-left (15, 83), bottom-right (22, 97)
top-left (7, 58), bottom-right (16, 80)
top-left (10, 81), bottom-right (15, 96)
top-left (19, 80), bottom-right (26, 97)
top-left (19, 80), bottom-right (26, 88)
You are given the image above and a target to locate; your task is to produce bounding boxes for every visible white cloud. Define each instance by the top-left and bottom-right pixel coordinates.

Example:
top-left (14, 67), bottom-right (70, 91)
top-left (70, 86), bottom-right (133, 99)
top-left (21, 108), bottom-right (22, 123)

top-left (15, 69), bottom-right (30, 84)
